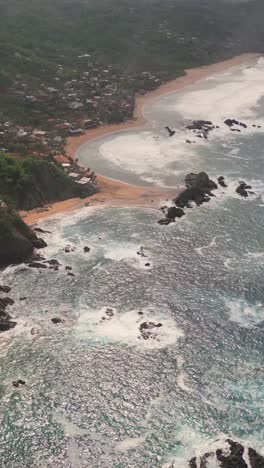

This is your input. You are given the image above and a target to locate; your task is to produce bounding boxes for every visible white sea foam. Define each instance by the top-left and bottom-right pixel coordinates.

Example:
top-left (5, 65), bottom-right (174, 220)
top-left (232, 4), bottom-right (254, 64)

top-left (171, 58), bottom-right (264, 123)
top-left (75, 306), bottom-right (184, 349)
top-left (226, 298), bottom-right (264, 327)
top-left (99, 130), bottom-right (201, 185)
top-left (115, 436), bottom-right (145, 452)
top-left (103, 242), bottom-right (152, 269)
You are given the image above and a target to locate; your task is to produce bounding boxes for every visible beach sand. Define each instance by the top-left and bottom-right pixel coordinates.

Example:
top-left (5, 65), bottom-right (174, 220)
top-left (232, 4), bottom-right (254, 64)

top-left (21, 52), bottom-right (259, 225)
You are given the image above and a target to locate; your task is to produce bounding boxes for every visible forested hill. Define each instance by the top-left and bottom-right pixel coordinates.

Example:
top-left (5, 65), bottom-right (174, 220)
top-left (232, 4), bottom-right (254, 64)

top-left (0, 0), bottom-right (264, 86)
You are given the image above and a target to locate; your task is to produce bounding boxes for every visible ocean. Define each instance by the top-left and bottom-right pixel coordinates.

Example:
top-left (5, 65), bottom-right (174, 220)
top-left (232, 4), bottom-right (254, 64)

top-left (0, 57), bottom-right (264, 467)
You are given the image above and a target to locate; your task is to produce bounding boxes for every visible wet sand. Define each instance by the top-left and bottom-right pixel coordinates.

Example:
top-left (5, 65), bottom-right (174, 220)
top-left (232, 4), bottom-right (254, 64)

top-left (22, 53), bottom-right (259, 225)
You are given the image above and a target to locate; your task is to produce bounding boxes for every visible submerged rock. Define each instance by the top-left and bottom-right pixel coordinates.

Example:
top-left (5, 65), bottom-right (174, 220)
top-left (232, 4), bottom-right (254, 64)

top-left (12, 379), bottom-right (26, 388)
top-left (28, 262), bottom-right (48, 269)
top-left (84, 246), bottom-right (90, 253)
top-left (51, 317), bottom-right (62, 324)
top-left (158, 218), bottom-right (172, 225)
top-left (33, 227), bottom-right (51, 234)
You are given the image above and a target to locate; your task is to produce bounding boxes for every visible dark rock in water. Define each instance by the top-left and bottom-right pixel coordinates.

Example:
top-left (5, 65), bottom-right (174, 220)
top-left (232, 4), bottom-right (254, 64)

top-left (160, 205), bottom-right (168, 213)
top-left (32, 238), bottom-right (47, 249)
top-left (189, 457), bottom-right (198, 468)
top-left (139, 321), bottom-right (163, 340)
top-left (13, 379), bottom-right (26, 388)
top-left (0, 285), bottom-right (11, 293)
top-left (138, 311), bottom-right (144, 315)
top-left (188, 439), bottom-right (264, 468)
top-left (51, 317), bottom-right (62, 324)
top-left (67, 272), bottom-right (75, 277)
top-left (167, 206), bottom-right (185, 220)
top-left (218, 176), bottom-right (228, 188)
top-left (26, 253), bottom-right (46, 263)
top-left (174, 172), bottom-right (217, 209)
top-left (0, 319), bottom-right (17, 332)
top-left (224, 118), bottom-right (240, 127)
top-left (186, 120), bottom-right (213, 130)
top-left (140, 322), bottom-right (163, 332)
top-left (28, 262), bottom-right (48, 269)
top-left (0, 297), bottom-right (15, 309)
top-left (165, 126), bottom-right (175, 137)
top-left (19, 297), bottom-right (28, 301)
top-left (186, 139), bottom-right (192, 144)
top-left (34, 227), bottom-right (51, 234)
top-left (137, 246), bottom-right (147, 257)
top-left (65, 266), bottom-right (72, 271)
top-left (185, 172), bottom-right (217, 191)
top-left (105, 308), bottom-right (114, 317)
top-left (248, 447), bottom-right (264, 467)
top-left (158, 218), bottom-right (172, 225)
top-left (84, 246), bottom-right (90, 253)
top-left (64, 245), bottom-right (76, 253)
top-left (236, 181), bottom-right (253, 198)
top-left (145, 263), bottom-right (150, 267)
top-left (44, 259), bottom-right (60, 267)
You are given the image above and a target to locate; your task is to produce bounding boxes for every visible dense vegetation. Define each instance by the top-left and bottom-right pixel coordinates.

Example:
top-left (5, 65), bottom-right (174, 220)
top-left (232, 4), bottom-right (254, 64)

top-left (0, 153), bottom-right (96, 210)
top-left (0, 0), bottom-right (264, 124)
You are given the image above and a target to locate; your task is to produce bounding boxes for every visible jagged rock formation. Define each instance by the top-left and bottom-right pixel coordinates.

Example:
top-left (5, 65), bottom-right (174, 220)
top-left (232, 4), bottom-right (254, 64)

top-left (174, 172), bottom-right (218, 208)
top-left (0, 202), bottom-right (46, 265)
top-left (189, 439), bottom-right (264, 468)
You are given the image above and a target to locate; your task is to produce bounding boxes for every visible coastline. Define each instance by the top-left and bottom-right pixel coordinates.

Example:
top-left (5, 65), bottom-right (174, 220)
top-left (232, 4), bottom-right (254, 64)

top-left (66, 53), bottom-right (259, 156)
top-left (21, 52), bottom-right (259, 225)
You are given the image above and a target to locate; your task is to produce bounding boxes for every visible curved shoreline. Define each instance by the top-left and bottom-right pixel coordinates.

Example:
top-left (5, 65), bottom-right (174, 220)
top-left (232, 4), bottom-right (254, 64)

top-left (21, 52), bottom-right (259, 225)
top-left (66, 53), bottom-right (259, 157)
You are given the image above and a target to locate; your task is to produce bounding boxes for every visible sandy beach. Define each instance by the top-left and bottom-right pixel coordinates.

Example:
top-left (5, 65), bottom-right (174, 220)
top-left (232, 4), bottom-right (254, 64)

top-left (21, 52), bottom-right (259, 225)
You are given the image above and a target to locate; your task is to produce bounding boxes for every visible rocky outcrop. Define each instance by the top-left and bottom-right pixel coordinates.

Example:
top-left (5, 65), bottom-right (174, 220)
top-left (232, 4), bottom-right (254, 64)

top-left (167, 206), bottom-right (185, 220)
top-left (174, 172), bottom-right (217, 208)
top-left (0, 293), bottom-right (17, 332)
top-left (189, 439), bottom-right (264, 468)
top-left (139, 321), bottom-right (163, 340)
top-left (165, 126), bottom-right (176, 137)
top-left (236, 181), bottom-right (253, 198)
top-left (0, 202), bottom-right (47, 266)
top-left (224, 118), bottom-right (247, 129)
top-left (218, 175), bottom-right (228, 188)
top-left (186, 120), bottom-right (215, 139)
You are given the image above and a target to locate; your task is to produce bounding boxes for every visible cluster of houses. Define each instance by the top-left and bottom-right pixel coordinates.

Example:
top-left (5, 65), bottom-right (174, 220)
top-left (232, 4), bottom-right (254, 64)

top-left (53, 155), bottom-right (97, 186)
top-left (1, 54), bottom-right (161, 158)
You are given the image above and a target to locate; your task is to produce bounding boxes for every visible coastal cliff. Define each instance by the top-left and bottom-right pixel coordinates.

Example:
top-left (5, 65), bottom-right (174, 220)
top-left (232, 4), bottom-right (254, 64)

top-left (0, 202), bottom-right (47, 265)
top-left (0, 154), bottom-right (98, 211)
